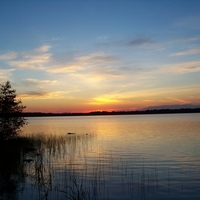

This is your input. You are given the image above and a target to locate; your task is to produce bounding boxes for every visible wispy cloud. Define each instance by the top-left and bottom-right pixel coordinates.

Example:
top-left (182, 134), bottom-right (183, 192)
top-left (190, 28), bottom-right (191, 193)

top-left (96, 36), bottom-right (155, 49)
top-left (170, 47), bottom-right (200, 56)
top-left (48, 52), bottom-right (122, 79)
top-left (35, 45), bottom-right (51, 53)
top-left (174, 15), bottom-right (200, 29)
top-left (0, 69), bottom-right (15, 81)
top-left (8, 45), bottom-right (52, 70)
top-left (161, 61), bottom-right (200, 74)
top-left (0, 45), bottom-right (132, 88)
top-left (0, 52), bottom-right (18, 60)
top-left (19, 91), bottom-right (49, 98)
top-left (19, 90), bottom-right (73, 99)
top-left (123, 38), bottom-right (154, 47)
top-left (178, 35), bottom-right (200, 43)
top-left (21, 78), bottom-right (57, 86)
top-left (1, 46), bottom-right (123, 79)
top-left (19, 78), bottom-right (59, 99)
top-left (97, 35), bottom-right (109, 40)
top-left (167, 35), bottom-right (200, 48)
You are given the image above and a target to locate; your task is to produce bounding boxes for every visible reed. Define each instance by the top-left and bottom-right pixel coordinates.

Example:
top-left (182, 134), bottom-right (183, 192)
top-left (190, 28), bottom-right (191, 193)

top-left (1, 133), bottom-right (165, 200)
top-left (57, 175), bottom-right (90, 200)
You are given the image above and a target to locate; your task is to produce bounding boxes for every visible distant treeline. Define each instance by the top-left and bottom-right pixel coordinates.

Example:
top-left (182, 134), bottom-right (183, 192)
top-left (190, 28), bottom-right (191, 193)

top-left (22, 108), bottom-right (200, 117)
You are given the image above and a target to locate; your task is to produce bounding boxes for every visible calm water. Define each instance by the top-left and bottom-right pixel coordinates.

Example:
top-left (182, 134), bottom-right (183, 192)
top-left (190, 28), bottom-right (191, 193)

top-left (1, 113), bottom-right (200, 200)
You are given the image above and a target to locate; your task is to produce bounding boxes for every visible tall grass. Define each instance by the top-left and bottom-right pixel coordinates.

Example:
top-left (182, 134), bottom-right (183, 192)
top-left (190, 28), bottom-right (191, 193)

top-left (1, 133), bottom-right (165, 200)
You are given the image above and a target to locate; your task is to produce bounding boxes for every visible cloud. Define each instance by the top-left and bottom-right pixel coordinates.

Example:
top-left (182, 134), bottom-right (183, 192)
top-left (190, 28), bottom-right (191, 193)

top-left (19, 91), bottom-right (48, 97)
top-left (178, 36), bottom-right (200, 43)
top-left (48, 52), bottom-right (121, 78)
top-left (18, 78), bottom-right (59, 99)
top-left (0, 52), bottom-right (18, 60)
top-left (167, 35), bottom-right (200, 48)
top-left (0, 69), bottom-right (15, 81)
top-left (123, 38), bottom-right (154, 47)
top-left (20, 78), bottom-right (58, 95)
top-left (170, 47), bottom-right (200, 56)
top-left (174, 15), bottom-right (200, 29)
top-left (35, 45), bottom-right (51, 53)
top-left (21, 78), bottom-right (57, 86)
top-left (7, 45), bottom-right (52, 70)
top-left (1, 45), bottom-right (122, 80)
top-left (97, 35), bottom-right (109, 40)
top-left (19, 78), bottom-right (81, 100)
top-left (161, 61), bottom-right (200, 74)
top-left (96, 36), bottom-right (155, 49)
top-left (78, 53), bottom-right (117, 65)
top-left (19, 90), bottom-right (69, 99)
top-left (0, 45), bottom-right (153, 86)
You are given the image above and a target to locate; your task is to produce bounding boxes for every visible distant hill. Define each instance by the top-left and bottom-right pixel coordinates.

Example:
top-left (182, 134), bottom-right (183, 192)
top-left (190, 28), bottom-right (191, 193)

top-left (142, 104), bottom-right (200, 111)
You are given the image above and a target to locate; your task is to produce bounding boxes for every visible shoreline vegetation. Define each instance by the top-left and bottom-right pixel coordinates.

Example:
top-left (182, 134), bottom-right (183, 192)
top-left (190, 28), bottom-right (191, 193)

top-left (22, 107), bottom-right (200, 117)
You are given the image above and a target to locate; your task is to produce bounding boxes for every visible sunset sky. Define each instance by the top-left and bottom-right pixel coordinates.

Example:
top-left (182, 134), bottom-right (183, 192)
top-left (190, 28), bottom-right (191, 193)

top-left (0, 0), bottom-right (200, 113)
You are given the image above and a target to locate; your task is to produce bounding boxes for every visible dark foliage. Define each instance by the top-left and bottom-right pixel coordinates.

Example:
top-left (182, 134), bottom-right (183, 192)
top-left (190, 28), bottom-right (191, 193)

top-left (0, 81), bottom-right (26, 140)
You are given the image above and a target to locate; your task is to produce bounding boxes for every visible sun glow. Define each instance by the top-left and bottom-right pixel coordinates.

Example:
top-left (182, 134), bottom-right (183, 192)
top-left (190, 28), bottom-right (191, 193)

top-left (91, 97), bottom-right (119, 105)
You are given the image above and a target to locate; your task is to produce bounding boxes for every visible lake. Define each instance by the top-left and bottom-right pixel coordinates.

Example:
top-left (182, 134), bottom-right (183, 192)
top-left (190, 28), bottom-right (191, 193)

top-left (0, 113), bottom-right (200, 200)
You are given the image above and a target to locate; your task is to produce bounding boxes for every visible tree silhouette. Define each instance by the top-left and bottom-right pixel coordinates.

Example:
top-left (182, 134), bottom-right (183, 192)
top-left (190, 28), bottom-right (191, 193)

top-left (0, 81), bottom-right (26, 140)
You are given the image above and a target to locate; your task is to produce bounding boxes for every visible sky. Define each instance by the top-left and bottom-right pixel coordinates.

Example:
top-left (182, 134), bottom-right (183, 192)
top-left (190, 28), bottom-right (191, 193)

top-left (0, 0), bottom-right (200, 113)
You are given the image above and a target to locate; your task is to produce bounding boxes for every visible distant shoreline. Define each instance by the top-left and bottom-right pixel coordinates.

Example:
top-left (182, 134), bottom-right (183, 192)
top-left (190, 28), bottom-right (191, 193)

top-left (22, 108), bottom-right (200, 117)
